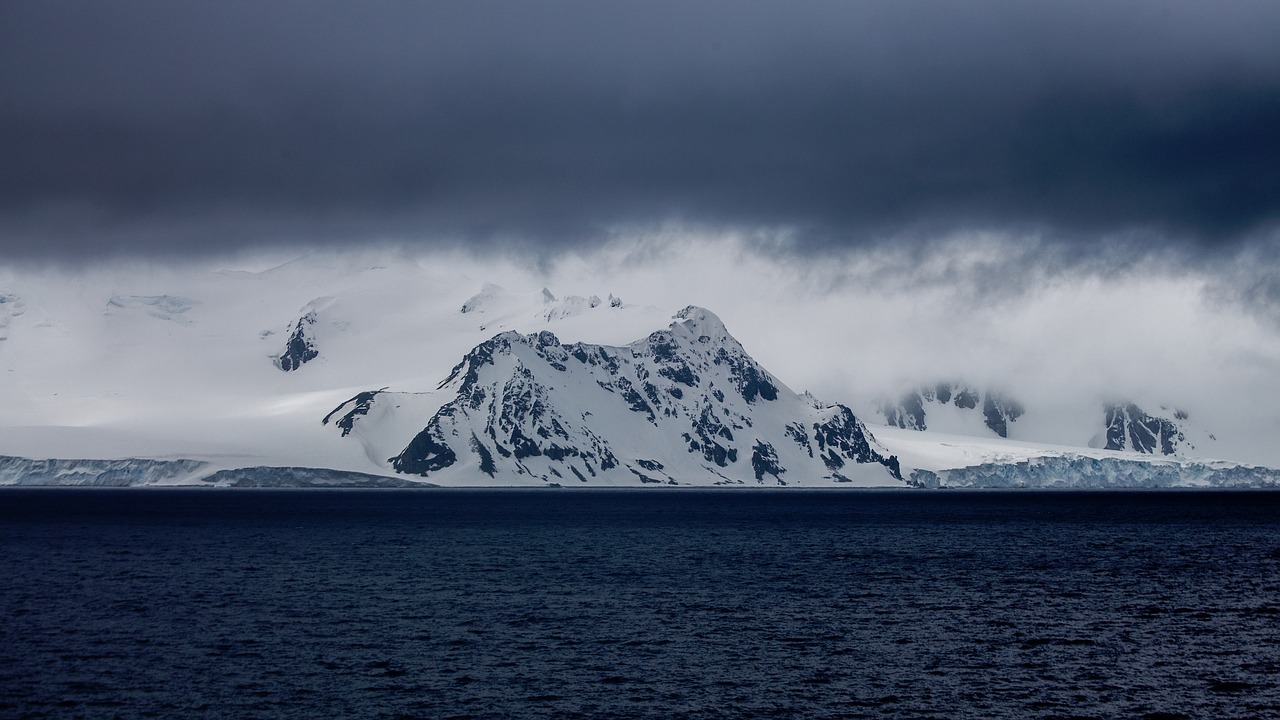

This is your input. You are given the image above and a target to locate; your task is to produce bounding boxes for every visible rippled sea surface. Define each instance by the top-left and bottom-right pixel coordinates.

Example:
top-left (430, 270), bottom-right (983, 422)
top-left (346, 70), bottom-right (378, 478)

top-left (3, 489), bottom-right (1280, 719)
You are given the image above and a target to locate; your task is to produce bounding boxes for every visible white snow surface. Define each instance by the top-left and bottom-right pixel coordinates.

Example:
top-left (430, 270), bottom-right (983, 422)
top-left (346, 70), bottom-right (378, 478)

top-left (0, 250), bottom-right (1276, 487)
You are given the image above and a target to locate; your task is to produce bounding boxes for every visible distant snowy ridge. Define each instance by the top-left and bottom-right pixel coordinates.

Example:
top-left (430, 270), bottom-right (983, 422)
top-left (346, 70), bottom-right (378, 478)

top-left (332, 306), bottom-right (903, 486)
top-left (459, 283), bottom-right (627, 330)
top-left (105, 294), bottom-right (198, 325)
top-left (911, 455), bottom-right (1280, 488)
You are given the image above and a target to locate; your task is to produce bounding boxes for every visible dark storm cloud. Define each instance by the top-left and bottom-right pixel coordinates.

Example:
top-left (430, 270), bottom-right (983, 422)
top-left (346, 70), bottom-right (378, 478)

top-left (2, 0), bottom-right (1279, 258)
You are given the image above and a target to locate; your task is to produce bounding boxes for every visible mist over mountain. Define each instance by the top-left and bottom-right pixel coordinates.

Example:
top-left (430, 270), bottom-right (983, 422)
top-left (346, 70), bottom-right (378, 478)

top-left (1, 246), bottom-right (1278, 486)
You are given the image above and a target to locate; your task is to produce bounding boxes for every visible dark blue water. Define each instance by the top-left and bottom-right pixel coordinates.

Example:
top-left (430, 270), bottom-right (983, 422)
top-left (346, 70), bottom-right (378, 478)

top-left (2, 489), bottom-right (1279, 719)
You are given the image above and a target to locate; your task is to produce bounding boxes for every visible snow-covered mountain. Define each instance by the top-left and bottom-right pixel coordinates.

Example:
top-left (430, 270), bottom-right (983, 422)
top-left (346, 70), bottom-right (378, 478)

top-left (0, 251), bottom-right (1276, 487)
top-left (326, 307), bottom-right (901, 486)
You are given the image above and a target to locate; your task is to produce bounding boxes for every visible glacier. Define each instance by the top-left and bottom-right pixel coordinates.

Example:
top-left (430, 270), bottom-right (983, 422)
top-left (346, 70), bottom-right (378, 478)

top-left (911, 455), bottom-right (1280, 489)
top-left (0, 455), bottom-right (431, 488)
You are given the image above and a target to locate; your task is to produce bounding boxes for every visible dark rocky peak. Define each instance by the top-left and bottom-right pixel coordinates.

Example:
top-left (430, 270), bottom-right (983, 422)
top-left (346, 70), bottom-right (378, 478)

top-left (878, 382), bottom-right (1024, 438)
top-left (982, 392), bottom-right (1025, 439)
top-left (879, 391), bottom-right (927, 431)
top-left (1101, 402), bottom-right (1191, 455)
top-left (810, 405), bottom-right (903, 481)
top-left (322, 389), bottom-right (387, 437)
top-left (274, 309), bottom-right (318, 372)
top-left (272, 297), bottom-right (336, 372)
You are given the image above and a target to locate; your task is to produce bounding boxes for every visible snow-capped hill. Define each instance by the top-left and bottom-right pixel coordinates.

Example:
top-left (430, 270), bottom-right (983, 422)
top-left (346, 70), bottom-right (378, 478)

top-left (1091, 401), bottom-right (1213, 456)
top-left (342, 306), bottom-right (902, 485)
top-left (459, 282), bottom-right (508, 314)
top-left (540, 293), bottom-right (624, 321)
top-left (877, 382), bottom-right (1025, 438)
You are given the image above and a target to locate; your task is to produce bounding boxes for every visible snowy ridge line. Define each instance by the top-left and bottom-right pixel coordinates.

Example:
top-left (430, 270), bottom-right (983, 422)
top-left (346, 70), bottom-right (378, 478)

top-left (357, 306), bottom-right (904, 486)
top-left (911, 455), bottom-right (1280, 489)
top-left (0, 455), bottom-right (425, 488)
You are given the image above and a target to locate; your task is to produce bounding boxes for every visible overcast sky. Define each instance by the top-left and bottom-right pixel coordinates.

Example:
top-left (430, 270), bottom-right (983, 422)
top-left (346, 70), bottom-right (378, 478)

top-left (3, 0), bottom-right (1279, 261)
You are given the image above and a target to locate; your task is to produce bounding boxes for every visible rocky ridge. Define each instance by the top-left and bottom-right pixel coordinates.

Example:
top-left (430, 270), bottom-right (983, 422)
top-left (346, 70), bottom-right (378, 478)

top-left (328, 306), bottom-right (902, 486)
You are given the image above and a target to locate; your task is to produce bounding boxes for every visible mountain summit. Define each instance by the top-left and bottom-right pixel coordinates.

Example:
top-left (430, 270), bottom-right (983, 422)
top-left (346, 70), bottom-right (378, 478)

top-left (329, 306), bottom-right (902, 485)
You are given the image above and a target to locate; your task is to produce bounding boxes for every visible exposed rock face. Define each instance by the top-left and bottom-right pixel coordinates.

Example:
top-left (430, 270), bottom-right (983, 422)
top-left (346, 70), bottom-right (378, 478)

top-left (1102, 402), bottom-right (1190, 455)
top-left (323, 390), bottom-right (385, 437)
top-left (878, 382), bottom-right (1024, 438)
top-left (982, 393), bottom-right (1025, 439)
top-left (377, 306), bottom-right (901, 485)
top-left (275, 308), bottom-right (319, 371)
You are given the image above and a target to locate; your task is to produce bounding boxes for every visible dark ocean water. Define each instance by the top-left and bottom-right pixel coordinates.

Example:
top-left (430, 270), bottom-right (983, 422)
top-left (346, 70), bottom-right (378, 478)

top-left (2, 489), bottom-right (1279, 720)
